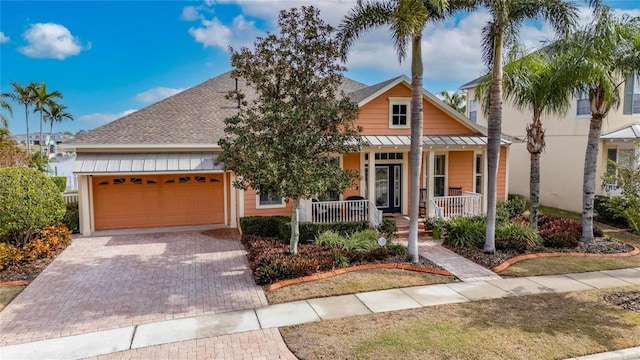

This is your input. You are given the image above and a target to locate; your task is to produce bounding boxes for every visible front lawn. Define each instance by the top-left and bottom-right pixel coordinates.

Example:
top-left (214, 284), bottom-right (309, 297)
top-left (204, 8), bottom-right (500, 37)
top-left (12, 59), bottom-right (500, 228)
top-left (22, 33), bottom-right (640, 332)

top-left (281, 286), bottom-right (640, 360)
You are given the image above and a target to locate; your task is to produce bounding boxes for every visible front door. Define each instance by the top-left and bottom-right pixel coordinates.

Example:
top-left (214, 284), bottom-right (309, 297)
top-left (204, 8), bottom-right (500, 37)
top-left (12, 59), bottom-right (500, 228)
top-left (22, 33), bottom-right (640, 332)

top-left (366, 164), bottom-right (401, 213)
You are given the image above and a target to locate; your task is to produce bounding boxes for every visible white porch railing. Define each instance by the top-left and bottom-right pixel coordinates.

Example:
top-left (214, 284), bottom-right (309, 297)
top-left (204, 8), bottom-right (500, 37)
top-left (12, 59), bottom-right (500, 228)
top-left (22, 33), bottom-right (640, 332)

top-left (309, 200), bottom-right (382, 227)
top-left (431, 191), bottom-right (482, 219)
top-left (62, 193), bottom-right (78, 204)
top-left (604, 183), bottom-right (623, 197)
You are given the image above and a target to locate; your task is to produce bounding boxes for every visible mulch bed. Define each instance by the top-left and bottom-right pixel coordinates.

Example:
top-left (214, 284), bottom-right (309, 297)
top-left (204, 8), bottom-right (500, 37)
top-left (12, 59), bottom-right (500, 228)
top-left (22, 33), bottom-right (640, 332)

top-left (444, 238), bottom-right (635, 270)
top-left (603, 291), bottom-right (640, 312)
top-left (0, 253), bottom-right (59, 283)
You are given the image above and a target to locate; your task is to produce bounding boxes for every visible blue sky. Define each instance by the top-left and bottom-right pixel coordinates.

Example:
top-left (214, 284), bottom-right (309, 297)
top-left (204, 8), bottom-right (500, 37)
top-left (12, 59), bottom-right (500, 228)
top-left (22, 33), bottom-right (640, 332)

top-left (1, 0), bottom-right (638, 135)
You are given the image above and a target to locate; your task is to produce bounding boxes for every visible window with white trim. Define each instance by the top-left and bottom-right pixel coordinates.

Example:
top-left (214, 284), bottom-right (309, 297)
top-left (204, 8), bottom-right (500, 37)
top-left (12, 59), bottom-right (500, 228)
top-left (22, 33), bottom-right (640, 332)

top-left (468, 99), bottom-right (478, 123)
top-left (389, 98), bottom-right (410, 128)
top-left (576, 91), bottom-right (590, 117)
top-left (634, 73), bottom-right (640, 114)
top-left (434, 155), bottom-right (446, 197)
top-left (258, 190), bottom-right (284, 207)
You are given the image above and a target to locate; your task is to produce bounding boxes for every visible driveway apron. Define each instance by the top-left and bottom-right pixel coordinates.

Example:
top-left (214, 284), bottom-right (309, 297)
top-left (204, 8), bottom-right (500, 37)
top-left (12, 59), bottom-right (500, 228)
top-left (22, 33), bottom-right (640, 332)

top-left (0, 231), bottom-right (268, 347)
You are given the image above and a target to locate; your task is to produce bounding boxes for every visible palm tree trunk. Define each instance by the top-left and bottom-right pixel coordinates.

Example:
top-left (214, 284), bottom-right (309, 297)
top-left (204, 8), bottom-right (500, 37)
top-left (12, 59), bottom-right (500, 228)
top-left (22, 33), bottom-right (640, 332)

top-left (290, 198), bottom-right (301, 254)
top-left (24, 105), bottom-right (31, 155)
top-left (39, 112), bottom-right (44, 155)
top-left (49, 121), bottom-right (54, 155)
top-left (485, 30), bottom-right (504, 253)
top-left (408, 34), bottom-right (424, 263)
top-left (529, 152), bottom-right (541, 229)
top-left (581, 115), bottom-right (603, 243)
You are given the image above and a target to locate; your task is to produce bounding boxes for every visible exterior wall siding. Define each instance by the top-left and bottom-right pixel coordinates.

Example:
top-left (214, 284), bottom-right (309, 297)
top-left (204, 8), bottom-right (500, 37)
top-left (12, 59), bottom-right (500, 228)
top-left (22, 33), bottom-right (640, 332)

top-left (497, 147), bottom-right (507, 201)
top-left (343, 152), bottom-right (361, 199)
top-left (448, 151), bottom-right (474, 192)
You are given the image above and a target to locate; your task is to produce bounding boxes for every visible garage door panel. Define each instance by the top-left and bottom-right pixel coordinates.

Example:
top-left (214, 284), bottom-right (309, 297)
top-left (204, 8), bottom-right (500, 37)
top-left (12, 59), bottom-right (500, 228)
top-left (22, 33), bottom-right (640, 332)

top-left (93, 174), bottom-right (225, 230)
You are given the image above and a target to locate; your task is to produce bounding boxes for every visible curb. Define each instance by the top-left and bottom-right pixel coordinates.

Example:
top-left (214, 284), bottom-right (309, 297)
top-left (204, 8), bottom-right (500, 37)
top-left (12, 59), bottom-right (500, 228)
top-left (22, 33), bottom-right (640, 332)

top-left (0, 280), bottom-right (29, 287)
top-left (492, 246), bottom-right (640, 273)
top-left (265, 264), bottom-right (452, 291)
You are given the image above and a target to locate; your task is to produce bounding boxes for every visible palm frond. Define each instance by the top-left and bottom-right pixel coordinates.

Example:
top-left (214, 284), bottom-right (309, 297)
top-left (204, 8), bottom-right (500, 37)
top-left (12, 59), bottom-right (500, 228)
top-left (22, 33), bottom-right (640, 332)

top-left (338, 0), bottom-right (394, 60)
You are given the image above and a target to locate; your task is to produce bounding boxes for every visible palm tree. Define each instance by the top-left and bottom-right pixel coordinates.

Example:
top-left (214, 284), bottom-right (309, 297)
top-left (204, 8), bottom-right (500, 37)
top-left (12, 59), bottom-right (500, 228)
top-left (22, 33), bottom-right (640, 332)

top-left (0, 98), bottom-right (12, 129)
top-left (44, 103), bottom-right (73, 151)
top-left (438, 90), bottom-right (466, 114)
top-left (473, 0), bottom-right (578, 252)
top-left (340, 0), bottom-right (449, 263)
top-left (2, 81), bottom-right (37, 154)
top-left (556, 6), bottom-right (640, 242)
top-left (32, 83), bottom-right (62, 154)
top-left (500, 47), bottom-right (574, 229)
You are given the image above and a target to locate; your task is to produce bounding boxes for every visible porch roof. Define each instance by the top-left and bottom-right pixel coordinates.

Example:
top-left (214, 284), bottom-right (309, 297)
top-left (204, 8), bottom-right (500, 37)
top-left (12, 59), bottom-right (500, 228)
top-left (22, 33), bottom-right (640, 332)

top-left (362, 135), bottom-right (511, 147)
top-left (73, 152), bottom-right (223, 174)
top-left (601, 124), bottom-right (640, 140)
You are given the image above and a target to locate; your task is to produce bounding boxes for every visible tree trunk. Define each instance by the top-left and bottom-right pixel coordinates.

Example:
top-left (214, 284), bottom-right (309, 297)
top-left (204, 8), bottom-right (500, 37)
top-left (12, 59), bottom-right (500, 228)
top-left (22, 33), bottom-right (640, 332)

top-left (49, 121), bottom-right (54, 155)
top-left (485, 30), bottom-right (504, 253)
top-left (39, 112), bottom-right (44, 155)
top-left (581, 115), bottom-right (603, 243)
top-left (408, 34), bottom-right (424, 263)
top-left (290, 198), bottom-right (301, 254)
top-left (527, 113), bottom-right (544, 230)
top-left (24, 105), bottom-right (31, 155)
top-left (529, 152), bottom-right (540, 229)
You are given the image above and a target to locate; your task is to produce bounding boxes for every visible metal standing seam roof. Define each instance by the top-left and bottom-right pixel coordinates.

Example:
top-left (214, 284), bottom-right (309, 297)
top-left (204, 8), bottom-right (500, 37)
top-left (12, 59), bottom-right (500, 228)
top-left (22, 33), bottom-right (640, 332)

top-left (362, 135), bottom-right (510, 147)
top-left (74, 152), bottom-right (223, 174)
top-left (601, 124), bottom-right (640, 139)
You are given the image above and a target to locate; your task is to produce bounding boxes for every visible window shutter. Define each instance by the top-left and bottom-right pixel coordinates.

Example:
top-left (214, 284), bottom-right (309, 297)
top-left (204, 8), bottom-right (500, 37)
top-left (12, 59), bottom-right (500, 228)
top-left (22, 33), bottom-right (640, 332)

top-left (623, 73), bottom-right (634, 115)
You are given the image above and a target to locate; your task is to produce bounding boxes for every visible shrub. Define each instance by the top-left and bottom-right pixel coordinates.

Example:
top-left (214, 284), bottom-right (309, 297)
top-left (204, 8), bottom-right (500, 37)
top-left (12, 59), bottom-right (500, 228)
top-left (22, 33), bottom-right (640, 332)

top-left (253, 254), bottom-right (318, 285)
top-left (316, 231), bottom-right (346, 248)
top-left (51, 176), bottom-right (67, 193)
top-left (22, 239), bottom-right (52, 261)
top-left (538, 217), bottom-right (581, 248)
top-left (594, 195), bottom-right (629, 226)
top-left (347, 230), bottom-right (381, 251)
top-left (0, 167), bottom-right (66, 246)
top-left (386, 243), bottom-right (408, 257)
top-left (424, 217), bottom-right (445, 231)
top-left (279, 221), bottom-right (369, 244)
top-left (240, 216), bottom-right (290, 238)
top-left (0, 242), bottom-right (23, 270)
top-left (495, 222), bottom-right (541, 252)
top-left (507, 193), bottom-right (527, 219)
top-left (35, 224), bottom-right (72, 250)
top-left (62, 202), bottom-right (80, 234)
top-left (442, 217), bottom-right (485, 248)
top-left (495, 201), bottom-right (512, 223)
top-left (377, 217), bottom-right (398, 240)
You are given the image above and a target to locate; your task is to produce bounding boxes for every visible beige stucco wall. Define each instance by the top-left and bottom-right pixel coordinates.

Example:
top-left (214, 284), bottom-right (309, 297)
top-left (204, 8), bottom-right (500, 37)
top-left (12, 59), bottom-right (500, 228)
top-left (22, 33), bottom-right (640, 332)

top-left (465, 84), bottom-right (637, 212)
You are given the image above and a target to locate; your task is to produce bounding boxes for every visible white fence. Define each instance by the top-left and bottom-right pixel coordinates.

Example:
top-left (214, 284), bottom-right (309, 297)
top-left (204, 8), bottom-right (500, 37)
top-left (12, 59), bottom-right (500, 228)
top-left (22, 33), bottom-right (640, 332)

top-left (604, 183), bottom-right (623, 197)
top-left (431, 191), bottom-right (482, 219)
top-left (62, 193), bottom-right (78, 204)
top-left (307, 199), bottom-right (382, 227)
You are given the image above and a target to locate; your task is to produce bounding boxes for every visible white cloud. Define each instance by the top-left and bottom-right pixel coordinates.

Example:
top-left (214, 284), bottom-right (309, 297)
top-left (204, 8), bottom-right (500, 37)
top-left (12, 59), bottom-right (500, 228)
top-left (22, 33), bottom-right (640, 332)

top-left (135, 87), bottom-right (185, 102)
top-left (78, 109), bottom-right (137, 126)
top-left (182, 6), bottom-right (202, 21)
top-left (0, 32), bottom-right (9, 43)
top-left (188, 14), bottom-right (262, 50)
top-left (18, 23), bottom-right (84, 60)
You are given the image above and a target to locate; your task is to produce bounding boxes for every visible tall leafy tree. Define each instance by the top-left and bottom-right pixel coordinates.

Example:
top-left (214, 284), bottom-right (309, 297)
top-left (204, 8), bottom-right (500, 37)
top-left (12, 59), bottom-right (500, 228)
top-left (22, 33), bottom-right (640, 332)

top-left (218, 6), bottom-right (362, 254)
top-left (500, 47), bottom-right (574, 229)
top-left (472, 0), bottom-right (578, 252)
top-left (2, 81), bottom-right (37, 154)
top-left (32, 83), bottom-right (62, 154)
top-left (0, 98), bottom-right (12, 129)
top-left (339, 0), bottom-right (449, 263)
top-left (438, 90), bottom-right (467, 114)
top-left (556, 6), bottom-right (640, 242)
top-left (44, 103), bottom-right (74, 149)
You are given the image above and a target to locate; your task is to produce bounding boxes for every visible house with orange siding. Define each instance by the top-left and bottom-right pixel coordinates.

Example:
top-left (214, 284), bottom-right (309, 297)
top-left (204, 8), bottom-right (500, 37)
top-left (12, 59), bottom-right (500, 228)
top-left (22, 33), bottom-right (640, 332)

top-left (64, 72), bottom-right (510, 236)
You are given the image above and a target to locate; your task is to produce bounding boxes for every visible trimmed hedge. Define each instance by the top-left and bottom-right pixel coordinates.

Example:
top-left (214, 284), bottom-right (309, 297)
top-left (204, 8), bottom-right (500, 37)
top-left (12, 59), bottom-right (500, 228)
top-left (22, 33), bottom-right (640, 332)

top-left (240, 216), bottom-right (290, 238)
top-left (51, 176), bottom-right (67, 193)
top-left (62, 202), bottom-right (80, 234)
top-left (278, 221), bottom-right (370, 243)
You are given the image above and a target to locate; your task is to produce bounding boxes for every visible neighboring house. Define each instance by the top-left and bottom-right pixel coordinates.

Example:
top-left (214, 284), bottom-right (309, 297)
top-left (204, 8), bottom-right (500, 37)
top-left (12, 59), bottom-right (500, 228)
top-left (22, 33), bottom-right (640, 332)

top-left (49, 152), bottom-right (78, 191)
top-left (62, 71), bottom-right (510, 236)
top-left (460, 72), bottom-right (640, 212)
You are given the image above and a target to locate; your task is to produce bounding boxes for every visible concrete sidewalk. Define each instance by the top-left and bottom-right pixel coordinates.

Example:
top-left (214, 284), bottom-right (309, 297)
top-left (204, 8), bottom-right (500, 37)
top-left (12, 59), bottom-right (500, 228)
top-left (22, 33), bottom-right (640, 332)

top-left (1, 268), bottom-right (638, 360)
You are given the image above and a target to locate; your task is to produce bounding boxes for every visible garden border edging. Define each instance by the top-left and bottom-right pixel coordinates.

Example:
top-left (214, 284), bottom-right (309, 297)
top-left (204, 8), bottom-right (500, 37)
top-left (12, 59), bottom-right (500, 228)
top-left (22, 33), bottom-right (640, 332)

top-left (492, 245), bottom-right (640, 273)
top-left (265, 264), bottom-right (451, 291)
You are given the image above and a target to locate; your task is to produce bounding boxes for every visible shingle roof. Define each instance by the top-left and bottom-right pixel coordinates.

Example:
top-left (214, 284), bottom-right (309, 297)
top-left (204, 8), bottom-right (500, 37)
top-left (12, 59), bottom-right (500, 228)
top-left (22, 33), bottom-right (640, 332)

top-left (347, 76), bottom-right (403, 104)
top-left (68, 71), bottom-right (369, 146)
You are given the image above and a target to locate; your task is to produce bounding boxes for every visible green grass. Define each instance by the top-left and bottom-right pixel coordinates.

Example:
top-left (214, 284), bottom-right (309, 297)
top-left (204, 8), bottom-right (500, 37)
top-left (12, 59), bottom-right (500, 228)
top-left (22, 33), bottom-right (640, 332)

top-left (281, 286), bottom-right (640, 360)
top-left (537, 204), bottom-right (582, 219)
top-left (0, 286), bottom-right (25, 312)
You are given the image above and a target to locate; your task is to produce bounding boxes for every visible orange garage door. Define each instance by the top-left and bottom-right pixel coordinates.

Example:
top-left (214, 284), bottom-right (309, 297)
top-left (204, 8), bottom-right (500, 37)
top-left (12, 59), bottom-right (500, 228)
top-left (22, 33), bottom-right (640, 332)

top-left (93, 174), bottom-right (224, 230)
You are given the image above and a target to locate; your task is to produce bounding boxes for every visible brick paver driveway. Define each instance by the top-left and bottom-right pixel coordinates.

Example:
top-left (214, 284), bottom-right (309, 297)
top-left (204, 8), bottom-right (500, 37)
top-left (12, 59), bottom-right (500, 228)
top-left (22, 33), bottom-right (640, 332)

top-left (0, 230), bottom-right (269, 347)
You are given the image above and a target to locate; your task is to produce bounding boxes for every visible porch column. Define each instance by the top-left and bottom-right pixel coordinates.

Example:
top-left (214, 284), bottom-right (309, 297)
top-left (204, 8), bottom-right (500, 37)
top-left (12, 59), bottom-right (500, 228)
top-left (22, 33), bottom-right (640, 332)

top-left (230, 173), bottom-right (237, 227)
top-left (223, 172), bottom-right (228, 225)
top-left (78, 175), bottom-right (92, 236)
top-left (368, 150), bottom-right (376, 223)
top-left (482, 148), bottom-right (488, 213)
top-left (427, 150), bottom-right (435, 217)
